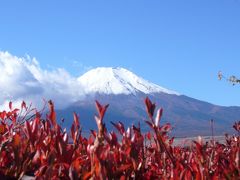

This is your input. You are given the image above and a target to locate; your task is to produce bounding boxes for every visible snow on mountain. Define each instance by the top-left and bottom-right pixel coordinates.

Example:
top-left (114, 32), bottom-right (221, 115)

top-left (77, 67), bottom-right (179, 95)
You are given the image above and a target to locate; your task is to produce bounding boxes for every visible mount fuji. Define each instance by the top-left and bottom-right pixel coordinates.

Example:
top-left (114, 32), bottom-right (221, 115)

top-left (77, 67), bottom-right (179, 95)
top-left (57, 67), bottom-right (240, 137)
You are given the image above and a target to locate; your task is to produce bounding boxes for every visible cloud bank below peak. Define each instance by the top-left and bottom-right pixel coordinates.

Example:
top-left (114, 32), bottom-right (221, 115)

top-left (0, 51), bottom-right (85, 110)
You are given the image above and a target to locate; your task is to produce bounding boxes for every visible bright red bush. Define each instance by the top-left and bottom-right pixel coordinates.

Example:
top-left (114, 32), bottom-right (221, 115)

top-left (0, 98), bottom-right (239, 179)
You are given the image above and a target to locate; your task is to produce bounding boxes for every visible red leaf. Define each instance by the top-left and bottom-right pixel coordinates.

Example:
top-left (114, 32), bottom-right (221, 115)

top-left (21, 101), bottom-right (27, 110)
top-left (9, 101), bottom-right (12, 110)
top-left (73, 112), bottom-right (80, 129)
top-left (146, 132), bottom-right (151, 140)
top-left (145, 97), bottom-right (156, 120)
top-left (111, 121), bottom-right (125, 135)
top-left (193, 141), bottom-right (203, 156)
top-left (233, 121), bottom-right (240, 132)
top-left (31, 118), bottom-right (39, 136)
top-left (108, 131), bottom-right (118, 146)
top-left (145, 120), bottom-right (154, 129)
top-left (95, 100), bottom-right (109, 120)
top-left (0, 124), bottom-right (5, 134)
top-left (13, 133), bottom-right (21, 147)
top-left (90, 129), bottom-right (97, 138)
top-left (48, 100), bottom-right (57, 127)
top-left (0, 111), bottom-right (6, 120)
top-left (25, 120), bottom-right (32, 140)
top-left (63, 132), bottom-right (68, 143)
top-left (83, 171), bottom-right (92, 180)
top-left (117, 164), bottom-right (132, 172)
top-left (133, 125), bottom-right (140, 133)
top-left (12, 108), bottom-right (20, 114)
top-left (161, 123), bottom-right (171, 132)
top-left (71, 124), bottom-right (75, 140)
top-left (155, 108), bottom-right (163, 127)
top-left (169, 137), bottom-right (174, 145)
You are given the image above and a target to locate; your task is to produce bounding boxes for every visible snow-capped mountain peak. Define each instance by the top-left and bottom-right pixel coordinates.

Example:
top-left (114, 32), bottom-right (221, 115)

top-left (77, 67), bottom-right (179, 95)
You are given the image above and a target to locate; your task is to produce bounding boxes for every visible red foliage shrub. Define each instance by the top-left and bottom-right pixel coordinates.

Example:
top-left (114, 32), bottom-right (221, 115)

top-left (0, 98), bottom-right (239, 179)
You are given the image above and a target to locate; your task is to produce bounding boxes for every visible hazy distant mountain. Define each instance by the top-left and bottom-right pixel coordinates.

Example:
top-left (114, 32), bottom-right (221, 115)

top-left (57, 67), bottom-right (240, 137)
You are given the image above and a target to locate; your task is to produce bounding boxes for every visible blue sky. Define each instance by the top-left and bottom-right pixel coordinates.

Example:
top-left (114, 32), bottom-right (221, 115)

top-left (0, 0), bottom-right (240, 106)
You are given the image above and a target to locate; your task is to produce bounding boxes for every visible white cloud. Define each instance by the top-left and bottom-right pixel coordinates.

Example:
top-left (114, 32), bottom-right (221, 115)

top-left (0, 51), bottom-right (86, 110)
